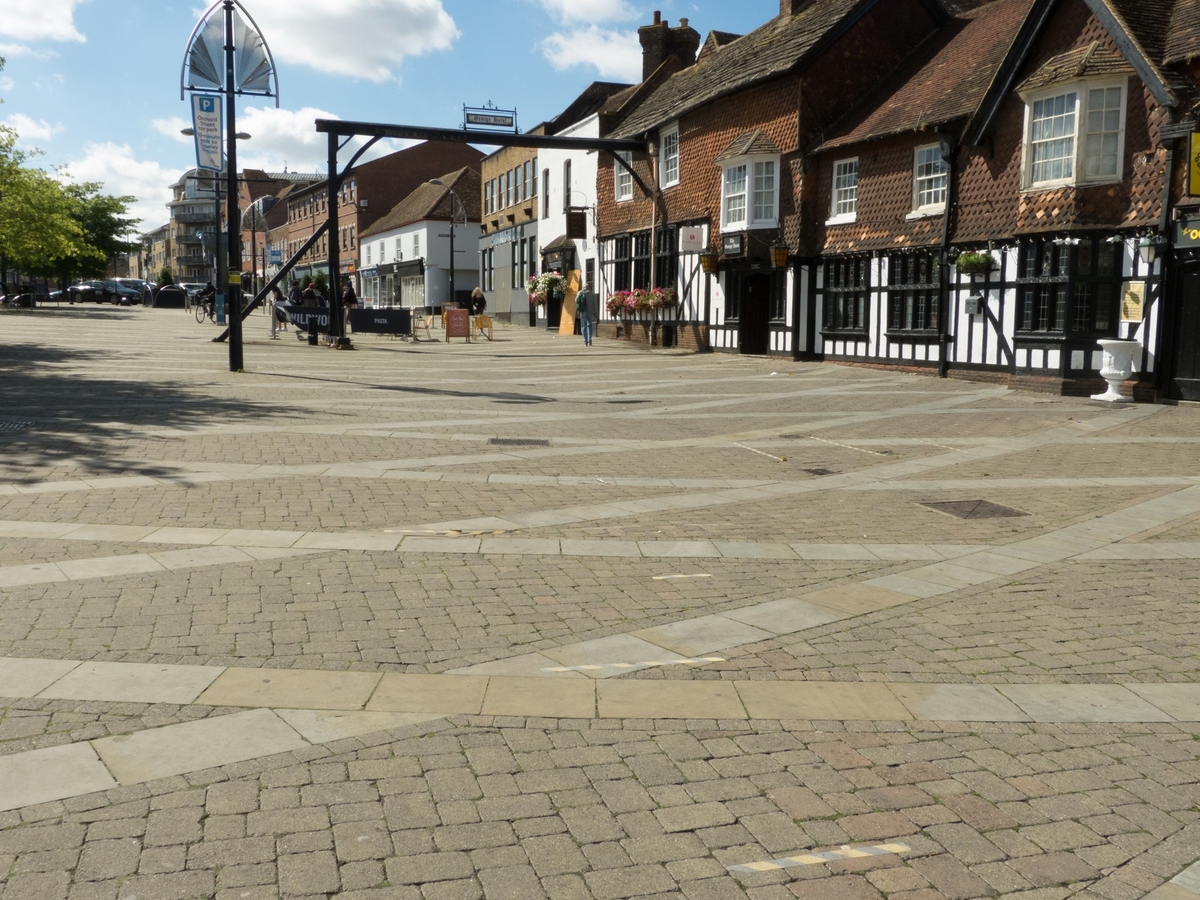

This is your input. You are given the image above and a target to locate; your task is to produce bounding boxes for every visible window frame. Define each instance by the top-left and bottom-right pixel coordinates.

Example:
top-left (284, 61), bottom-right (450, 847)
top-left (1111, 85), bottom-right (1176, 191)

top-left (720, 154), bottom-right (780, 231)
top-left (1020, 78), bottom-right (1128, 191)
top-left (886, 251), bottom-right (941, 336)
top-left (821, 255), bottom-right (870, 335)
top-left (828, 157), bottom-right (859, 225)
top-left (660, 125), bottom-right (680, 189)
top-left (910, 144), bottom-right (948, 217)
top-left (615, 152), bottom-right (633, 202)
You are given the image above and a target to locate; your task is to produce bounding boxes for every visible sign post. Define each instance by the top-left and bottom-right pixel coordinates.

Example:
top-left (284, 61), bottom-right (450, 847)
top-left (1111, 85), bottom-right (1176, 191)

top-left (191, 94), bottom-right (223, 171)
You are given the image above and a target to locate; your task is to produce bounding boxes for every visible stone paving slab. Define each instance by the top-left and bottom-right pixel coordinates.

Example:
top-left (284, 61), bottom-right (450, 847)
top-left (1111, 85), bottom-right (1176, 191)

top-left (197, 667), bottom-right (383, 711)
top-left (997, 684), bottom-right (1177, 722)
top-left (630, 615), bottom-right (776, 656)
top-left (37, 660), bottom-right (224, 705)
top-left (0, 657), bottom-right (81, 697)
top-left (91, 708), bottom-right (307, 783)
top-left (0, 741), bottom-right (117, 812)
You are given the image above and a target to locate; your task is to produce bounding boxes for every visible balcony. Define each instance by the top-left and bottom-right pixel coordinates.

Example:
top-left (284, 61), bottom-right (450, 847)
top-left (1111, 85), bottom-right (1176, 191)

top-left (173, 212), bottom-right (214, 225)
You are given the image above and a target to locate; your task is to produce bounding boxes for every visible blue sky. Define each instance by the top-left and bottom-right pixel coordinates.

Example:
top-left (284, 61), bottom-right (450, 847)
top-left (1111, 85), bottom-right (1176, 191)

top-left (1, 0), bottom-right (780, 231)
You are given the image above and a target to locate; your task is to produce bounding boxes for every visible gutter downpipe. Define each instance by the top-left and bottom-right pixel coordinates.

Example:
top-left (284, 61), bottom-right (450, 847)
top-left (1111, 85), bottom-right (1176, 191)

top-left (648, 140), bottom-right (660, 345)
top-left (938, 135), bottom-right (958, 378)
top-left (1154, 137), bottom-right (1178, 399)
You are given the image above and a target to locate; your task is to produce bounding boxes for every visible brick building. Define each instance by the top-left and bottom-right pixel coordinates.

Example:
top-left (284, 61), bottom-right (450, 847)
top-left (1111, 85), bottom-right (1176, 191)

top-left (803, 0), bottom-right (1198, 399)
top-left (591, 0), bottom-right (1200, 400)
top-left (280, 141), bottom-right (484, 289)
top-left (595, 0), bottom-right (947, 353)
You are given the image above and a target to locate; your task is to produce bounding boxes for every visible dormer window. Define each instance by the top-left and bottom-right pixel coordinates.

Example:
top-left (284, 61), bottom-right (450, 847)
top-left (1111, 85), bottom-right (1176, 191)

top-left (1018, 46), bottom-right (1129, 190)
top-left (715, 130), bottom-right (781, 232)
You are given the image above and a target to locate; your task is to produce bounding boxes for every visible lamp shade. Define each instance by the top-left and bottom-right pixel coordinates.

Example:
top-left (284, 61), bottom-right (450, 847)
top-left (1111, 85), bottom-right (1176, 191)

top-left (770, 241), bottom-right (789, 269)
top-left (699, 251), bottom-right (718, 274)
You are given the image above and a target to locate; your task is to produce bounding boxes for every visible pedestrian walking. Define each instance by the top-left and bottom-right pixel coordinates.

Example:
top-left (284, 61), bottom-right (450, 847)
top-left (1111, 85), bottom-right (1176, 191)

top-left (341, 279), bottom-right (358, 308)
top-left (270, 285), bottom-right (287, 338)
top-left (575, 281), bottom-right (599, 347)
top-left (287, 280), bottom-right (301, 304)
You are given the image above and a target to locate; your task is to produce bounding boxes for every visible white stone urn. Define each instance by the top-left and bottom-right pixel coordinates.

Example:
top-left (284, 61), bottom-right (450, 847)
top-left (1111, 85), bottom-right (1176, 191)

top-left (1091, 338), bottom-right (1139, 402)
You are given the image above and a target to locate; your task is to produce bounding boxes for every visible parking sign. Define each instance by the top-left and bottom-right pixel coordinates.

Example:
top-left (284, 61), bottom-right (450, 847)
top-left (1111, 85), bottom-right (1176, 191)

top-left (192, 94), bottom-right (223, 172)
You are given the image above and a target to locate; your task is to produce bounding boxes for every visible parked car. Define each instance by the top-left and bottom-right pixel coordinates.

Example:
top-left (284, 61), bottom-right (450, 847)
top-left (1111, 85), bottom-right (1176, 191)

top-left (68, 280), bottom-right (142, 305)
top-left (115, 278), bottom-right (156, 305)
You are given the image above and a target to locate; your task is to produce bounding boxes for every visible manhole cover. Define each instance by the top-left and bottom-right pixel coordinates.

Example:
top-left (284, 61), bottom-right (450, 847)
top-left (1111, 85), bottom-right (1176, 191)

top-left (921, 500), bottom-right (1028, 519)
top-left (489, 437), bottom-right (550, 447)
top-left (804, 467), bottom-right (838, 476)
top-left (0, 421), bottom-right (34, 433)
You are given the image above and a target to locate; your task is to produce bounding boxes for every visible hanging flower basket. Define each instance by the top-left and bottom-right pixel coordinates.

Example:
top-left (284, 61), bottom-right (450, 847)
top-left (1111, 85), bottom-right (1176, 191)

top-left (525, 272), bottom-right (565, 304)
top-left (606, 288), bottom-right (677, 316)
top-left (955, 251), bottom-right (995, 277)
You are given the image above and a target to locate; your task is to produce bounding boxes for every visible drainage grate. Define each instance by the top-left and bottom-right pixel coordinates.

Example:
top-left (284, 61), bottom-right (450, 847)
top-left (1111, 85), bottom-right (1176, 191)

top-left (0, 421), bottom-right (34, 434)
top-left (804, 467), bottom-right (838, 476)
top-left (921, 500), bottom-right (1028, 520)
top-left (489, 437), bottom-right (550, 447)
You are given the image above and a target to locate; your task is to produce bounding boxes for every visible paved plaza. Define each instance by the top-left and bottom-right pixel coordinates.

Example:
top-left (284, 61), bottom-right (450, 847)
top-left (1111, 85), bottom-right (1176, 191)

top-left (2, 306), bottom-right (1200, 899)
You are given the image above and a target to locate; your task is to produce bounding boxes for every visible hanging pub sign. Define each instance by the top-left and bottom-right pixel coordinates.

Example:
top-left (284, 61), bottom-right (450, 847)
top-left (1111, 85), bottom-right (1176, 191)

top-left (1177, 210), bottom-right (1200, 249)
top-left (464, 106), bottom-right (517, 133)
top-left (722, 233), bottom-right (745, 257)
top-left (680, 226), bottom-right (704, 253)
top-left (1190, 133), bottom-right (1200, 197)
top-left (566, 210), bottom-right (587, 240)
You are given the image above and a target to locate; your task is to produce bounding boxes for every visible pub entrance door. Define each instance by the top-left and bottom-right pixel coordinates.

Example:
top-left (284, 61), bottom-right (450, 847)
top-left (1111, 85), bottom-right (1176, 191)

top-left (740, 272), bottom-right (771, 355)
top-left (1170, 262), bottom-right (1200, 401)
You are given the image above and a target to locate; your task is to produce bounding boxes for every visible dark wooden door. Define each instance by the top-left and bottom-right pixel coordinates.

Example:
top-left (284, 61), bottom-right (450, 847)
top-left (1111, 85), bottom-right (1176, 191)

top-left (740, 272), bottom-right (770, 355)
top-left (1171, 264), bottom-right (1200, 401)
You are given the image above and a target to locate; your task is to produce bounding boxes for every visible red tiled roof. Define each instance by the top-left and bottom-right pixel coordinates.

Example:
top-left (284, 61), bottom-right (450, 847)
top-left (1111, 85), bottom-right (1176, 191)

top-left (610, 0), bottom-right (869, 138)
top-left (1167, 0), bottom-right (1200, 64)
top-left (814, 0), bottom-right (1036, 152)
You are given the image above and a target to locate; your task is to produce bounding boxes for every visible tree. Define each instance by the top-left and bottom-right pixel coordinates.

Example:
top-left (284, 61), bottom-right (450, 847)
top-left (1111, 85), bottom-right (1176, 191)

top-left (0, 130), bottom-right (85, 281)
top-left (62, 182), bottom-right (139, 276)
top-left (158, 266), bottom-right (174, 286)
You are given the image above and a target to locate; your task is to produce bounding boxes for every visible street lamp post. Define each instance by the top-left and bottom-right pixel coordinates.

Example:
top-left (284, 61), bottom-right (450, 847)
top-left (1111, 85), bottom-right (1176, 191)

top-left (429, 179), bottom-right (464, 308)
top-left (182, 0), bottom-right (278, 370)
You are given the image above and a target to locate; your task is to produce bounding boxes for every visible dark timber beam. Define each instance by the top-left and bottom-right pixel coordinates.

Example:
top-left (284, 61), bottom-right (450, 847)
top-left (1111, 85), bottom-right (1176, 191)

top-left (314, 120), bottom-right (646, 153)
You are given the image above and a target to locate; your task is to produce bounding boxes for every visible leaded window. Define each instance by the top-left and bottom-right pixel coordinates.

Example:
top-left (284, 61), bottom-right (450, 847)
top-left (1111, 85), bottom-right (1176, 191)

top-left (823, 256), bottom-right (868, 332)
top-left (888, 252), bottom-right (940, 332)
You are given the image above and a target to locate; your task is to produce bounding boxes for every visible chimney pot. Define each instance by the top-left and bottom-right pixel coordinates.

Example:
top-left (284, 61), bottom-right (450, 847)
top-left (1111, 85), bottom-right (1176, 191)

top-left (653, 10), bottom-right (660, 24)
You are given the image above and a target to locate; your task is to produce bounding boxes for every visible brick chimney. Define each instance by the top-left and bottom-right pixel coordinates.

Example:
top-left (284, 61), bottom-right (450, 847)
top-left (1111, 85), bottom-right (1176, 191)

top-left (780, 0), bottom-right (816, 16)
top-left (638, 11), bottom-right (701, 81)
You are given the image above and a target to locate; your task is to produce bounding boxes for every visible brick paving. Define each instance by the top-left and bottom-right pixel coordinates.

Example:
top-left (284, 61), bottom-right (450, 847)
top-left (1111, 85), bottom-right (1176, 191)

top-left (1, 308), bottom-right (1200, 897)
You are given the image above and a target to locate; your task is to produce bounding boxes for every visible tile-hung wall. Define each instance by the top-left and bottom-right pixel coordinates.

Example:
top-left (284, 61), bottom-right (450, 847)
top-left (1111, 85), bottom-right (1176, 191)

top-left (805, 239), bottom-right (1161, 380)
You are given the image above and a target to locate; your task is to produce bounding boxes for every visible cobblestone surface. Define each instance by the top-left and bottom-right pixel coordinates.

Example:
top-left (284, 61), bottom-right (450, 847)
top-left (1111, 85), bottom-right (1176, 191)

top-left (2, 310), bottom-right (1200, 897)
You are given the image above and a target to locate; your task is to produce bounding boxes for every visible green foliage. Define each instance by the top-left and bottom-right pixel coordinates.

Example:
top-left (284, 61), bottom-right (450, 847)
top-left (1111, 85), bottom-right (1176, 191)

top-left (158, 266), bottom-right (174, 286)
top-left (311, 271), bottom-right (328, 296)
top-left (0, 78), bottom-right (139, 284)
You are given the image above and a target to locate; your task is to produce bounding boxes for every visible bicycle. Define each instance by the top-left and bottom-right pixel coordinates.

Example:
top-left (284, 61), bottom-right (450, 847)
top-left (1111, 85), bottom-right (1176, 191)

top-left (194, 298), bottom-right (215, 323)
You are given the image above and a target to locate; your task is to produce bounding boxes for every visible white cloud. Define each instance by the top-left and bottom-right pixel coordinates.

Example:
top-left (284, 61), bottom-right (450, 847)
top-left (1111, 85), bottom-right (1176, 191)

top-left (151, 116), bottom-right (193, 144)
top-left (230, 106), bottom-right (415, 174)
top-left (58, 143), bottom-right (179, 232)
top-left (246, 0), bottom-right (458, 82)
top-left (0, 42), bottom-right (58, 59)
top-left (4, 113), bottom-right (63, 143)
top-left (0, 76), bottom-right (15, 93)
top-left (541, 27), bottom-right (641, 82)
top-left (536, 0), bottom-right (634, 24)
top-left (0, 0), bottom-right (85, 44)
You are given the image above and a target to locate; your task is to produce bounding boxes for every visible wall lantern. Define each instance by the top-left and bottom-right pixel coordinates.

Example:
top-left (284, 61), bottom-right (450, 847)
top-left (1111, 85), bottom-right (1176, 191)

top-left (770, 240), bottom-right (790, 269)
top-left (1138, 234), bottom-right (1160, 265)
top-left (699, 250), bottom-right (719, 274)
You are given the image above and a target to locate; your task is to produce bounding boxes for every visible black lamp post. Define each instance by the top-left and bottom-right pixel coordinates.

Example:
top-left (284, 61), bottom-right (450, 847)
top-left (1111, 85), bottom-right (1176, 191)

top-left (182, 0), bottom-right (278, 370)
top-left (429, 179), bottom-right (464, 308)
